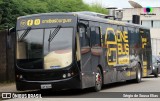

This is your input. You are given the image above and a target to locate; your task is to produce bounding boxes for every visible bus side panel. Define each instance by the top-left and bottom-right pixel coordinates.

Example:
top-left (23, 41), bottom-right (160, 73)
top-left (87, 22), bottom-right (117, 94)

top-left (89, 21), bottom-right (101, 79)
top-left (101, 23), bottom-right (118, 83)
top-left (140, 28), bottom-right (152, 77)
top-left (116, 26), bottom-right (130, 81)
top-left (100, 23), bottom-right (112, 84)
top-left (144, 29), bottom-right (152, 75)
top-left (128, 27), bottom-right (141, 80)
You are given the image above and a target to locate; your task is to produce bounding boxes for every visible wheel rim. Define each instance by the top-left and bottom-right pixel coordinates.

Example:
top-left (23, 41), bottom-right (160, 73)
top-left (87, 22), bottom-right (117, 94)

top-left (96, 72), bottom-right (102, 89)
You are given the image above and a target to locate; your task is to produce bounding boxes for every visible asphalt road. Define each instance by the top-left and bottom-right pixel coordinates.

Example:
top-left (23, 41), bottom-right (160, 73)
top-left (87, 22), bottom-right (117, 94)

top-left (2, 75), bottom-right (160, 101)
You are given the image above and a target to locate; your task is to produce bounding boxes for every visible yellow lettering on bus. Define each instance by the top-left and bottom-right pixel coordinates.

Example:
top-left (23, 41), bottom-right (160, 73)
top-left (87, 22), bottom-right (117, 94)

top-left (116, 30), bottom-right (122, 42)
top-left (118, 57), bottom-right (129, 64)
top-left (143, 61), bottom-right (147, 77)
top-left (116, 30), bottom-right (128, 43)
top-left (123, 31), bottom-right (128, 43)
top-left (125, 44), bottom-right (129, 55)
top-left (116, 30), bottom-right (129, 56)
top-left (117, 44), bottom-right (129, 55)
top-left (142, 37), bottom-right (147, 48)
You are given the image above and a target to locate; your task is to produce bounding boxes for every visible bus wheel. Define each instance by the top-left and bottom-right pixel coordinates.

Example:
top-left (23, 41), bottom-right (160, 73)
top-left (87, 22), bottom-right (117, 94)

top-left (94, 67), bottom-right (102, 91)
top-left (135, 64), bottom-right (142, 83)
top-left (154, 69), bottom-right (158, 78)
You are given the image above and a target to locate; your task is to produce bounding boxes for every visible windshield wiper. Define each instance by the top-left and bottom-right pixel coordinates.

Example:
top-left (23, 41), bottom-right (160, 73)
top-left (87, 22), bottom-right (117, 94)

top-left (48, 25), bottom-right (61, 42)
top-left (48, 25), bottom-right (61, 51)
top-left (19, 27), bottom-right (31, 41)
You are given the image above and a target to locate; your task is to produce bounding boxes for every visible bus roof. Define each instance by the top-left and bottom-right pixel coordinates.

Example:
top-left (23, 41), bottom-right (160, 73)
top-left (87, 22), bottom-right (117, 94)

top-left (17, 12), bottom-right (149, 29)
top-left (74, 12), bottom-right (149, 29)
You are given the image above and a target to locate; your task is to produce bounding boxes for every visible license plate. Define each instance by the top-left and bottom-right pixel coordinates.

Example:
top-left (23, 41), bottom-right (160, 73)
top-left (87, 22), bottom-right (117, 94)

top-left (41, 84), bottom-right (52, 89)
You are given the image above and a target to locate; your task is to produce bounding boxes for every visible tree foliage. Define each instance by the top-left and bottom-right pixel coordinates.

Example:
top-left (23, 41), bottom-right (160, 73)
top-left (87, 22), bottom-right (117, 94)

top-left (0, 0), bottom-right (108, 28)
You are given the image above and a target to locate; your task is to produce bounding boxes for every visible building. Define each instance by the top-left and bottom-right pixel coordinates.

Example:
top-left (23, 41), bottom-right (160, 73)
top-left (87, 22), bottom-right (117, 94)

top-left (122, 7), bottom-right (160, 55)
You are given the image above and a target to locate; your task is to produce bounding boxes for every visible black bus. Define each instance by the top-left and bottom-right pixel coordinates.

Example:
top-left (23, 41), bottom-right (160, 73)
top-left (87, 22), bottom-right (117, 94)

top-left (15, 12), bottom-right (152, 91)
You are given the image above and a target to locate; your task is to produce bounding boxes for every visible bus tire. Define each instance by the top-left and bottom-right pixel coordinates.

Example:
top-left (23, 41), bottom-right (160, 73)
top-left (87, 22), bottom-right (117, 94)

top-left (134, 64), bottom-right (142, 83)
top-left (94, 67), bottom-right (102, 92)
top-left (154, 69), bottom-right (158, 78)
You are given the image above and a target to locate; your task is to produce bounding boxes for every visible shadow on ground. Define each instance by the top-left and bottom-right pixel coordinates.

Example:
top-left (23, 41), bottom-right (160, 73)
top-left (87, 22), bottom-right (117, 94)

top-left (143, 75), bottom-right (160, 78)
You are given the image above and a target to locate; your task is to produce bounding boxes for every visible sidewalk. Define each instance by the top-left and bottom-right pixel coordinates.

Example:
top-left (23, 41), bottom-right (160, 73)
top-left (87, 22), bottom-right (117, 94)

top-left (0, 83), bottom-right (16, 98)
top-left (0, 83), bottom-right (16, 92)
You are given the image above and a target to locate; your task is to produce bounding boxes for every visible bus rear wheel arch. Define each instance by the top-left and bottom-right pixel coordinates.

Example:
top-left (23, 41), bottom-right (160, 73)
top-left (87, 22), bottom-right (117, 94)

top-left (134, 63), bottom-right (142, 83)
top-left (127, 63), bottom-right (142, 83)
top-left (154, 68), bottom-right (158, 78)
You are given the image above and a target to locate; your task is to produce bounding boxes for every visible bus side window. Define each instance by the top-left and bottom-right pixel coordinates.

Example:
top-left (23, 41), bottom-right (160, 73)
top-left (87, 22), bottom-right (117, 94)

top-left (79, 26), bottom-right (90, 47)
top-left (90, 27), bottom-right (101, 47)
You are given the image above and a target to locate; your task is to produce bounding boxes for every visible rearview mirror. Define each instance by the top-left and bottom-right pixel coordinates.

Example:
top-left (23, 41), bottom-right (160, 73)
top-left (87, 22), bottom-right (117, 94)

top-left (7, 27), bottom-right (15, 49)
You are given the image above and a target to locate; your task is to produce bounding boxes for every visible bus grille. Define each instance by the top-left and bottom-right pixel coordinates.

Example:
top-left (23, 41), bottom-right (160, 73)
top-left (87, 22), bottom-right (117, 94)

top-left (23, 72), bottom-right (62, 81)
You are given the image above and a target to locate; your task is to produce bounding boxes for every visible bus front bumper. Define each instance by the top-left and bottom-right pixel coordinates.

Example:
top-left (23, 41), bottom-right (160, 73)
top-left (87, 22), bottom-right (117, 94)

top-left (16, 75), bottom-right (81, 91)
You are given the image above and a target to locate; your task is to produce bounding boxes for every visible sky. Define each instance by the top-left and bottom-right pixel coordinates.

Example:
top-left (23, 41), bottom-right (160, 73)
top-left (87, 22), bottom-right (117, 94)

top-left (83, 0), bottom-right (160, 8)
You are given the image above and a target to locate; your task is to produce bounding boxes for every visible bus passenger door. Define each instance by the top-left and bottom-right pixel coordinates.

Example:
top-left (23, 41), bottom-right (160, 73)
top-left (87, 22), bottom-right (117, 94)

top-left (90, 26), bottom-right (102, 83)
top-left (78, 24), bottom-right (93, 88)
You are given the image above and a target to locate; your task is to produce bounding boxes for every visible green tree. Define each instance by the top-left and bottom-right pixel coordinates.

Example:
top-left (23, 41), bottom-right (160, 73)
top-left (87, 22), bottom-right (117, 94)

top-left (0, 0), bottom-right (13, 28)
top-left (46, 0), bottom-right (89, 12)
top-left (0, 0), bottom-right (108, 29)
top-left (89, 4), bottom-right (107, 14)
top-left (0, 0), bottom-right (25, 28)
top-left (22, 0), bottom-right (48, 14)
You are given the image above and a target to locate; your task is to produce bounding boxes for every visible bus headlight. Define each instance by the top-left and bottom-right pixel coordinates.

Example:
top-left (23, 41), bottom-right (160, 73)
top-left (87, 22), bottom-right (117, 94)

top-left (67, 73), bottom-right (71, 77)
top-left (62, 72), bottom-right (75, 79)
top-left (62, 74), bottom-right (67, 78)
top-left (19, 75), bottom-right (23, 79)
top-left (16, 75), bottom-right (23, 79)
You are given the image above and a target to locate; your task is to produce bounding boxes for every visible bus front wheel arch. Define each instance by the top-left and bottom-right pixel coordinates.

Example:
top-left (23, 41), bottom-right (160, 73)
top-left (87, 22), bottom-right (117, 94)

top-left (93, 67), bottom-right (103, 92)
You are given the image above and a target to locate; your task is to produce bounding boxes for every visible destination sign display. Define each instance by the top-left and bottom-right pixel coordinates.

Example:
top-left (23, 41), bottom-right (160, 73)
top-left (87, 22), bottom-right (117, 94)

top-left (16, 14), bottom-right (77, 30)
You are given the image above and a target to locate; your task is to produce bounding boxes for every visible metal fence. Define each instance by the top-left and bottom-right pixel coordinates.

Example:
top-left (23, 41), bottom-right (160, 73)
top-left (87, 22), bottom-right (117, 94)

top-left (151, 38), bottom-right (160, 56)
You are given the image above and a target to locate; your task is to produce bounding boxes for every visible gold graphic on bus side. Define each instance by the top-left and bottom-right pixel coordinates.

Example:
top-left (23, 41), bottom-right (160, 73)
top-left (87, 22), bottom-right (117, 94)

top-left (105, 28), bottom-right (130, 66)
top-left (142, 37), bottom-right (147, 48)
top-left (143, 61), bottom-right (147, 77)
top-left (126, 71), bottom-right (136, 76)
top-left (105, 28), bottom-right (117, 66)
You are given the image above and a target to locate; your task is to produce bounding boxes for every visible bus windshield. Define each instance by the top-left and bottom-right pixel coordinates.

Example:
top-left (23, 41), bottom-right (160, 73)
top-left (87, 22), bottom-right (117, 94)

top-left (16, 28), bottom-right (73, 70)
